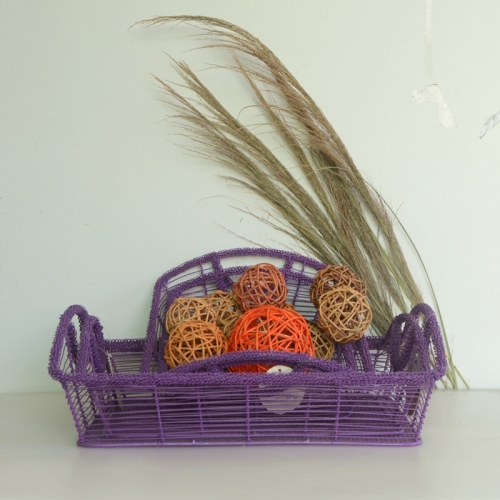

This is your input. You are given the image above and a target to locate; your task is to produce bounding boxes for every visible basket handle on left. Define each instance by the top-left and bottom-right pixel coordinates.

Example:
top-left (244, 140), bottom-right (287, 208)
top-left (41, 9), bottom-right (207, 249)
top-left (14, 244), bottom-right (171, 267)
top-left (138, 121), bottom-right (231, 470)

top-left (48, 305), bottom-right (89, 380)
top-left (48, 305), bottom-right (107, 380)
top-left (76, 315), bottom-right (107, 374)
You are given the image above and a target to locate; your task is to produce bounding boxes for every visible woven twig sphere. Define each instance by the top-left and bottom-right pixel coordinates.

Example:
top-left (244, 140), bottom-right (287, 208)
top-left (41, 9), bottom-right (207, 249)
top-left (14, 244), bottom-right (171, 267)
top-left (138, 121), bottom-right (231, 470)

top-left (282, 302), bottom-right (296, 311)
top-left (233, 263), bottom-right (288, 311)
top-left (309, 265), bottom-right (367, 308)
top-left (165, 297), bottom-right (217, 333)
top-left (205, 291), bottom-right (242, 338)
top-left (164, 320), bottom-right (227, 368)
top-left (317, 286), bottom-right (372, 343)
top-left (228, 305), bottom-right (315, 372)
top-left (308, 321), bottom-right (335, 360)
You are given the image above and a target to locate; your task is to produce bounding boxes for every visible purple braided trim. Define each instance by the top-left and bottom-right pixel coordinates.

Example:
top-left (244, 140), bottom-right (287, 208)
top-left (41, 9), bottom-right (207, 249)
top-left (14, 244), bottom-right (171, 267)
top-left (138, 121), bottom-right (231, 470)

top-left (410, 303), bottom-right (446, 377)
top-left (48, 305), bottom-right (89, 379)
top-left (49, 368), bottom-right (436, 388)
top-left (49, 306), bottom-right (111, 378)
top-left (333, 337), bottom-right (374, 372)
top-left (88, 317), bottom-right (107, 374)
top-left (172, 350), bottom-right (350, 374)
top-left (383, 303), bottom-right (447, 378)
top-left (104, 339), bottom-right (145, 353)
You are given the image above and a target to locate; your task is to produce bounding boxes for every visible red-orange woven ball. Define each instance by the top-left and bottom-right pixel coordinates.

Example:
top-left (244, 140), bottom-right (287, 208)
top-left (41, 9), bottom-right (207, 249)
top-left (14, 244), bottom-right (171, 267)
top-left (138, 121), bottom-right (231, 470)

top-left (233, 263), bottom-right (288, 311)
top-left (317, 286), bottom-right (372, 343)
top-left (309, 265), bottom-right (367, 309)
top-left (164, 320), bottom-right (227, 368)
top-left (228, 305), bottom-right (315, 372)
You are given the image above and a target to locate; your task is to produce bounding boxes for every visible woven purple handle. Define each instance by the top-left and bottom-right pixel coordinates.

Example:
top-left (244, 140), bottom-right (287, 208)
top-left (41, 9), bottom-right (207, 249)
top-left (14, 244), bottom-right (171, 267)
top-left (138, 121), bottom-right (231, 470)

top-left (48, 305), bottom-right (89, 379)
top-left (48, 305), bottom-right (108, 379)
top-left (171, 350), bottom-right (349, 374)
top-left (78, 315), bottom-right (107, 374)
top-left (384, 303), bottom-right (447, 379)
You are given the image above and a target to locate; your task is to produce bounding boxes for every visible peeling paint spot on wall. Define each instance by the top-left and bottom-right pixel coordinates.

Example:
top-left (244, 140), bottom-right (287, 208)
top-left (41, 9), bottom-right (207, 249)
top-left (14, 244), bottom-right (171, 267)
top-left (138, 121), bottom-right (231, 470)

top-left (412, 84), bottom-right (456, 128)
top-left (479, 112), bottom-right (500, 138)
top-left (416, 1), bottom-right (455, 128)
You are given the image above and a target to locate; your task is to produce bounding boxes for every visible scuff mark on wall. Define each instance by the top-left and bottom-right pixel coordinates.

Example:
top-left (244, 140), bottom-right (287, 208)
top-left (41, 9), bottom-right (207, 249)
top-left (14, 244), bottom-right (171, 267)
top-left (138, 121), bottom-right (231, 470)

top-left (479, 112), bottom-right (500, 138)
top-left (412, 84), bottom-right (456, 128)
top-left (414, 1), bottom-right (456, 128)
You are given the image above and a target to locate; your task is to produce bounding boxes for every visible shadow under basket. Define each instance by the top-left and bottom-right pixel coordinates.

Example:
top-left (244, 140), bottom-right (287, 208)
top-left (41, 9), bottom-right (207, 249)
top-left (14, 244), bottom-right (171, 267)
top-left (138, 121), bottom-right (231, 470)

top-left (48, 248), bottom-right (446, 447)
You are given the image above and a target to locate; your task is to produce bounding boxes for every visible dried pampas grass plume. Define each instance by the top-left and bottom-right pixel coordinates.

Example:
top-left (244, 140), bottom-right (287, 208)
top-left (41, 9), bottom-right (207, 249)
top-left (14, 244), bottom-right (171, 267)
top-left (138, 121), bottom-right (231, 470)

top-left (134, 15), bottom-right (464, 388)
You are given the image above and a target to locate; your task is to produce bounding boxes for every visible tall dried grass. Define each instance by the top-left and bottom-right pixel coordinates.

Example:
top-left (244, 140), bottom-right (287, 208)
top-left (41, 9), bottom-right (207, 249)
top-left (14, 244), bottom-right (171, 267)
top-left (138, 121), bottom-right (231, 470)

top-left (136, 15), bottom-right (465, 388)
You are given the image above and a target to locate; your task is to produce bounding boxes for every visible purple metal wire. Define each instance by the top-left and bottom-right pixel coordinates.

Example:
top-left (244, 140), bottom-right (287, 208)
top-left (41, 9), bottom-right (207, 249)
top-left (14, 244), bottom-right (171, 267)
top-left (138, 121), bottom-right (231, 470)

top-left (48, 247), bottom-right (446, 447)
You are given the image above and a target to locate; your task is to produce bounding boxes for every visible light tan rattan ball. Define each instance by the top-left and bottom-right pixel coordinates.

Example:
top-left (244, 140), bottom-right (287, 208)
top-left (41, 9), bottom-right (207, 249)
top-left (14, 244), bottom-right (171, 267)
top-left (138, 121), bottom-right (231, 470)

top-left (308, 321), bottom-right (335, 360)
top-left (233, 263), bottom-right (288, 311)
top-left (205, 291), bottom-right (242, 339)
top-left (309, 265), bottom-right (367, 308)
top-left (164, 320), bottom-right (228, 368)
top-left (165, 297), bottom-right (217, 333)
top-left (282, 302), bottom-right (296, 311)
top-left (317, 286), bottom-right (372, 343)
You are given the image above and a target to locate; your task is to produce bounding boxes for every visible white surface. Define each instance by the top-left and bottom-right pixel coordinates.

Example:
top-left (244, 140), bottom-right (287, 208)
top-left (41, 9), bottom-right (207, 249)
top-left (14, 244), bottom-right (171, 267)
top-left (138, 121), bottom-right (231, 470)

top-left (0, 390), bottom-right (498, 500)
top-left (2, 1), bottom-right (500, 391)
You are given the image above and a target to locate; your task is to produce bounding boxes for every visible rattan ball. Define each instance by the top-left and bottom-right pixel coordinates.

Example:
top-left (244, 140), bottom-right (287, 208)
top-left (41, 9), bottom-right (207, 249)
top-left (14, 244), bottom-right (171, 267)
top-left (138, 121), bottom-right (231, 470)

top-left (309, 265), bottom-right (367, 308)
top-left (233, 263), bottom-right (288, 311)
top-left (205, 291), bottom-right (242, 339)
top-left (282, 302), bottom-right (296, 311)
top-left (164, 320), bottom-right (227, 368)
top-left (228, 305), bottom-right (315, 372)
top-left (308, 321), bottom-right (335, 360)
top-left (317, 286), bottom-right (372, 343)
top-left (165, 297), bottom-right (217, 333)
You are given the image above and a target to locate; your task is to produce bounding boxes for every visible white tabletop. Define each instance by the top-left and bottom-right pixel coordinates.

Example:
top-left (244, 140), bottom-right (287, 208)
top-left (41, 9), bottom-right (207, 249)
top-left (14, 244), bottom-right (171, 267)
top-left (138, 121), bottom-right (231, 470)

top-left (0, 390), bottom-right (498, 500)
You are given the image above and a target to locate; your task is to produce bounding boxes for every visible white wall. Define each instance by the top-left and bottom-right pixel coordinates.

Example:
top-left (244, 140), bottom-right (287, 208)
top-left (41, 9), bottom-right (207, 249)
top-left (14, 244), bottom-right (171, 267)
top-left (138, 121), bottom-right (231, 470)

top-left (1, 0), bottom-right (499, 392)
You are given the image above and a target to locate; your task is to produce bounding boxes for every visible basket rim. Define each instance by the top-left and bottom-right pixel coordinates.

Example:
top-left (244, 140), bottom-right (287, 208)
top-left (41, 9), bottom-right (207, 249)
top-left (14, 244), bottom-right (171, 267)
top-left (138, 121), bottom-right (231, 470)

top-left (48, 248), bottom-right (447, 388)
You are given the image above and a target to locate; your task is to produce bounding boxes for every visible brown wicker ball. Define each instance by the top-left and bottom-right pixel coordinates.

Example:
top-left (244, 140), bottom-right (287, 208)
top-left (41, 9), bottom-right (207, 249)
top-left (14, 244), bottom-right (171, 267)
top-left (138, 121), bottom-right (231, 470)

top-left (233, 263), bottom-right (288, 311)
top-left (309, 265), bottom-right (367, 308)
top-left (164, 320), bottom-right (227, 368)
top-left (317, 286), bottom-right (372, 343)
top-left (282, 302), bottom-right (296, 311)
top-left (165, 297), bottom-right (217, 333)
top-left (205, 291), bottom-right (242, 339)
top-left (308, 321), bottom-right (335, 360)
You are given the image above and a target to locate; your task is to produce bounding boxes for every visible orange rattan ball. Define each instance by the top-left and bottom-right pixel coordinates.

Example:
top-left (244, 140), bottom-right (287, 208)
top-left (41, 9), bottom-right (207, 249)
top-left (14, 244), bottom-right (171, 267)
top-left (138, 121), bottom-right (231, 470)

top-left (165, 297), bottom-right (217, 333)
top-left (205, 291), bottom-right (242, 339)
top-left (308, 321), bottom-right (335, 360)
top-left (228, 305), bottom-right (315, 372)
top-left (233, 263), bottom-right (288, 311)
top-left (164, 320), bottom-right (227, 368)
top-left (309, 265), bottom-right (367, 308)
top-left (317, 286), bottom-right (372, 343)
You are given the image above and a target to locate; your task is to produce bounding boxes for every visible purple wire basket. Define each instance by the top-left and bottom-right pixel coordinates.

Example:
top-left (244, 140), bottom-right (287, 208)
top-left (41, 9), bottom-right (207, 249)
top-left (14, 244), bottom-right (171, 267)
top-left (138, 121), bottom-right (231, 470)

top-left (48, 248), bottom-right (446, 447)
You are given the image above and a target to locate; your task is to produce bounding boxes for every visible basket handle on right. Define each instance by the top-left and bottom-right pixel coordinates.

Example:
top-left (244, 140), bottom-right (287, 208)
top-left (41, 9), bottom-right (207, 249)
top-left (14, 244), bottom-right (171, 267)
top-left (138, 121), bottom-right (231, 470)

top-left (385, 303), bottom-right (447, 380)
